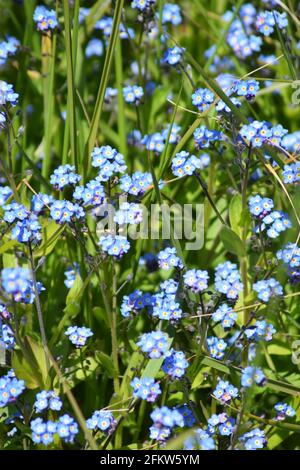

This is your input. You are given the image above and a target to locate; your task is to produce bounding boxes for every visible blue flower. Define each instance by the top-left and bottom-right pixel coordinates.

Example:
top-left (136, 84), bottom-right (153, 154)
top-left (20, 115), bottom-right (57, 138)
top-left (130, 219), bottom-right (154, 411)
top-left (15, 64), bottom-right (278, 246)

top-left (244, 319), bottom-right (276, 342)
top-left (171, 151), bottom-right (208, 177)
top-left (11, 214), bottom-right (42, 244)
top-left (152, 283), bottom-right (182, 322)
top-left (150, 406), bottom-right (184, 441)
top-left (241, 366), bottom-right (266, 387)
top-left (64, 264), bottom-right (80, 289)
top-left (142, 132), bottom-right (165, 153)
top-left (176, 405), bottom-right (196, 427)
top-left (65, 325), bottom-right (93, 348)
top-left (137, 331), bottom-right (169, 359)
top-left (91, 145), bottom-right (127, 181)
top-left (158, 247), bottom-right (183, 270)
top-left (33, 5), bottom-right (58, 31)
top-left (162, 4), bottom-right (182, 25)
top-left (114, 202), bottom-right (143, 225)
top-left (131, 377), bottom-right (161, 402)
top-left (123, 85), bottom-right (144, 105)
top-left (120, 171), bottom-right (156, 195)
top-left (0, 80), bottom-right (19, 107)
top-left (3, 202), bottom-right (30, 223)
top-left (99, 235), bottom-right (130, 258)
top-left (234, 79), bottom-right (259, 100)
top-left (31, 193), bottom-right (54, 213)
top-left (207, 336), bottom-right (227, 359)
top-left (184, 428), bottom-right (216, 450)
top-left (162, 349), bottom-right (188, 379)
top-left (85, 38), bottom-right (103, 58)
top-left (239, 428), bottom-right (267, 450)
top-left (86, 410), bottom-right (116, 433)
top-left (0, 321), bottom-right (15, 350)
top-left (31, 418), bottom-right (57, 445)
top-left (73, 179), bottom-right (105, 207)
top-left (212, 303), bottom-right (237, 329)
top-left (274, 402), bottom-right (296, 421)
top-left (183, 268), bottom-right (209, 293)
top-left (194, 125), bottom-right (222, 149)
top-left (256, 11), bottom-right (288, 36)
top-left (34, 390), bottom-right (63, 412)
top-left (120, 290), bottom-right (155, 317)
top-left (214, 261), bottom-right (243, 299)
top-left (50, 165), bottom-right (81, 190)
top-left (0, 369), bottom-right (25, 407)
top-left (207, 412), bottom-right (235, 436)
top-left (282, 162), bottom-right (300, 184)
top-left (212, 379), bottom-right (238, 403)
top-left (56, 414), bottom-right (78, 443)
top-left (131, 0), bottom-right (155, 12)
top-left (1, 267), bottom-right (44, 304)
top-left (50, 200), bottom-right (85, 224)
top-left (253, 278), bottom-right (283, 302)
top-left (192, 88), bottom-right (214, 113)
top-left (162, 46), bottom-right (184, 66)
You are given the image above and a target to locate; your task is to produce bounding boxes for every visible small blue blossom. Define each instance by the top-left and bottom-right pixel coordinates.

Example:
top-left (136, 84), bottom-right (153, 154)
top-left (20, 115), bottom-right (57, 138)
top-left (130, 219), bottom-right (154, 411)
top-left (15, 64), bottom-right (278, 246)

top-left (212, 379), bottom-right (238, 403)
top-left (50, 200), bottom-right (85, 224)
top-left (183, 268), bottom-right (209, 293)
top-left (0, 321), bottom-right (15, 350)
top-left (142, 132), bottom-right (165, 153)
top-left (150, 406), bottom-right (184, 441)
top-left (192, 88), bottom-right (214, 113)
top-left (0, 369), bottom-right (25, 407)
top-left (184, 428), bottom-right (216, 450)
top-left (0, 80), bottom-right (18, 107)
top-left (64, 264), bottom-right (80, 289)
top-left (239, 428), bottom-right (267, 450)
top-left (137, 331), bottom-right (169, 359)
top-left (162, 349), bottom-right (188, 379)
top-left (253, 278), bottom-right (283, 302)
top-left (131, 377), bottom-right (161, 402)
top-left (214, 261), bottom-right (243, 300)
top-left (207, 336), bottom-right (227, 359)
top-left (50, 165), bottom-right (81, 190)
top-left (73, 179), bottom-right (105, 207)
top-left (33, 5), bottom-right (58, 31)
top-left (171, 151), bottom-right (209, 177)
top-left (85, 38), bottom-right (103, 58)
top-left (241, 366), bottom-right (266, 387)
top-left (99, 235), bottom-right (130, 258)
top-left (162, 46), bottom-right (184, 66)
top-left (86, 410), bottom-right (116, 433)
top-left (120, 171), bottom-right (157, 195)
top-left (274, 402), bottom-right (296, 421)
top-left (212, 303), bottom-right (237, 329)
top-left (31, 418), bottom-right (57, 445)
top-left (162, 4), bottom-right (182, 25)
top-left (157, 247), bottom-right (183, 270)
top-left (65, 325), bottom-right (93, 348)
top-left (34, 390), bottom-right (63, 412)
top-left (194, 125), bottom-right (222, 149)
top-left (3, 202), bottom-right (29, 223)
top-left (56, 414), bottom-right (78, 443)
top-left (123, 85), bottom-right (144, 105)
top-left (1, 267), bottom-right (44, 304)
top-left (256, 11), bottom-right (288, 36)
top-left (120, 290), bottom-right (155, 317)
top-left (207, 412), bottom-right (235, 436)
top-left (31, 193), bottom-right (54, 213)
top-left (282, 162), bottom-right (300, 184)
top-left (244, 320), bottom-right (276, 342)
top-left (91, 145), bottom-right (127, 181)
top-left (114, 202), bottom-right (143, 225)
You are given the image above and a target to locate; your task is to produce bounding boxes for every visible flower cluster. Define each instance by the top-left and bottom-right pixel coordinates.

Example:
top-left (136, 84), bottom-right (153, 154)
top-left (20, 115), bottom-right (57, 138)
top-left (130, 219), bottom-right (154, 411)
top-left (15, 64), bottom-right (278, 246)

top-left (0, 80), bottom-right (19, 107)
top-left (244, 320), bottom-right (276, 342)
top-left (131, 377), bottom-right (161, 402)
top-left (171, 151), bottom-right (210, 177)
top-left (274, 403), bottom-right (296, 421)
top-left (149, 406), bottom-right (184, 441)
top-left (65, 325), bottom-right (93, 348)
top-left (282, 162), bottom-right (300, 185)
top-left (256, 11), bottom-right (288, 36)
top-left (253, 278), bottom-right (283, 302)
top-left (86, 410), bottom-right (116, 433)
top-left (157, 247), bottom-right (183, 270)
top-left (212, 304), bottom-right (237, 329)
top-left (207, 336), bottom-right (227, 360)
top-left (152, 280), bottom-right (182, 322)
top-left (162, 46), bottom-right (184, 66)
top-left (213, 379), bottom-right (238, 403)
top-left (0, 370), bottom-right (25, 407)
top-left (50, 165), bottom-right (81, 190)
top-left (123, 85), bottom-right (144, 105)
top-left (214, 261), bottom-right (243, 300)
top-left (241, 366), bottom-right (266, 387)
top-left (120, 290), bottom-right (155, 318)
top-left (31, 415), bottom-right (78, 445)
top-left (137, 331), bottom-right (169, 359)
top-left (194, 125), bottom-right (222, 149)
top-left (240, 121), bottom-right (288, 148)
top-left (239, 428), bottom-right (267, 450)
top-left (91, 145), bottom-right (127, 181)
top-left (34, 390), bottom-right (63, 412)
top-left (207, 413), bottom-right (235, 436)
top-left (192, 88), bottom-right (214, 113)
top-left (0, 36), bottom-right (19, 67)
top-left (1, 268), bottom-right (44, 304)
top-left (99, 235), bottom-right (130, 258)
top-left (162, 349), bottom-right (188, 379)
top-left (33, 5), bottom-right (58, 31)
top-left (183, 269), bottom-right (209, 293)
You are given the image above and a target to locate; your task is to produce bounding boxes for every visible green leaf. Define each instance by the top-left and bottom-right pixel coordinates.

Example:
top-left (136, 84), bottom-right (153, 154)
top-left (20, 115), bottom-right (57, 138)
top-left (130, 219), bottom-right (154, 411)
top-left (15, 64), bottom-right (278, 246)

top-left (267, 342), bottom-right (291, 356)
top-left (34, 222), bottom-right (65, 258)
top-left (220, 225), bottom-right (246, 257)
top-left (229, 194), bottom-right (243, 237)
